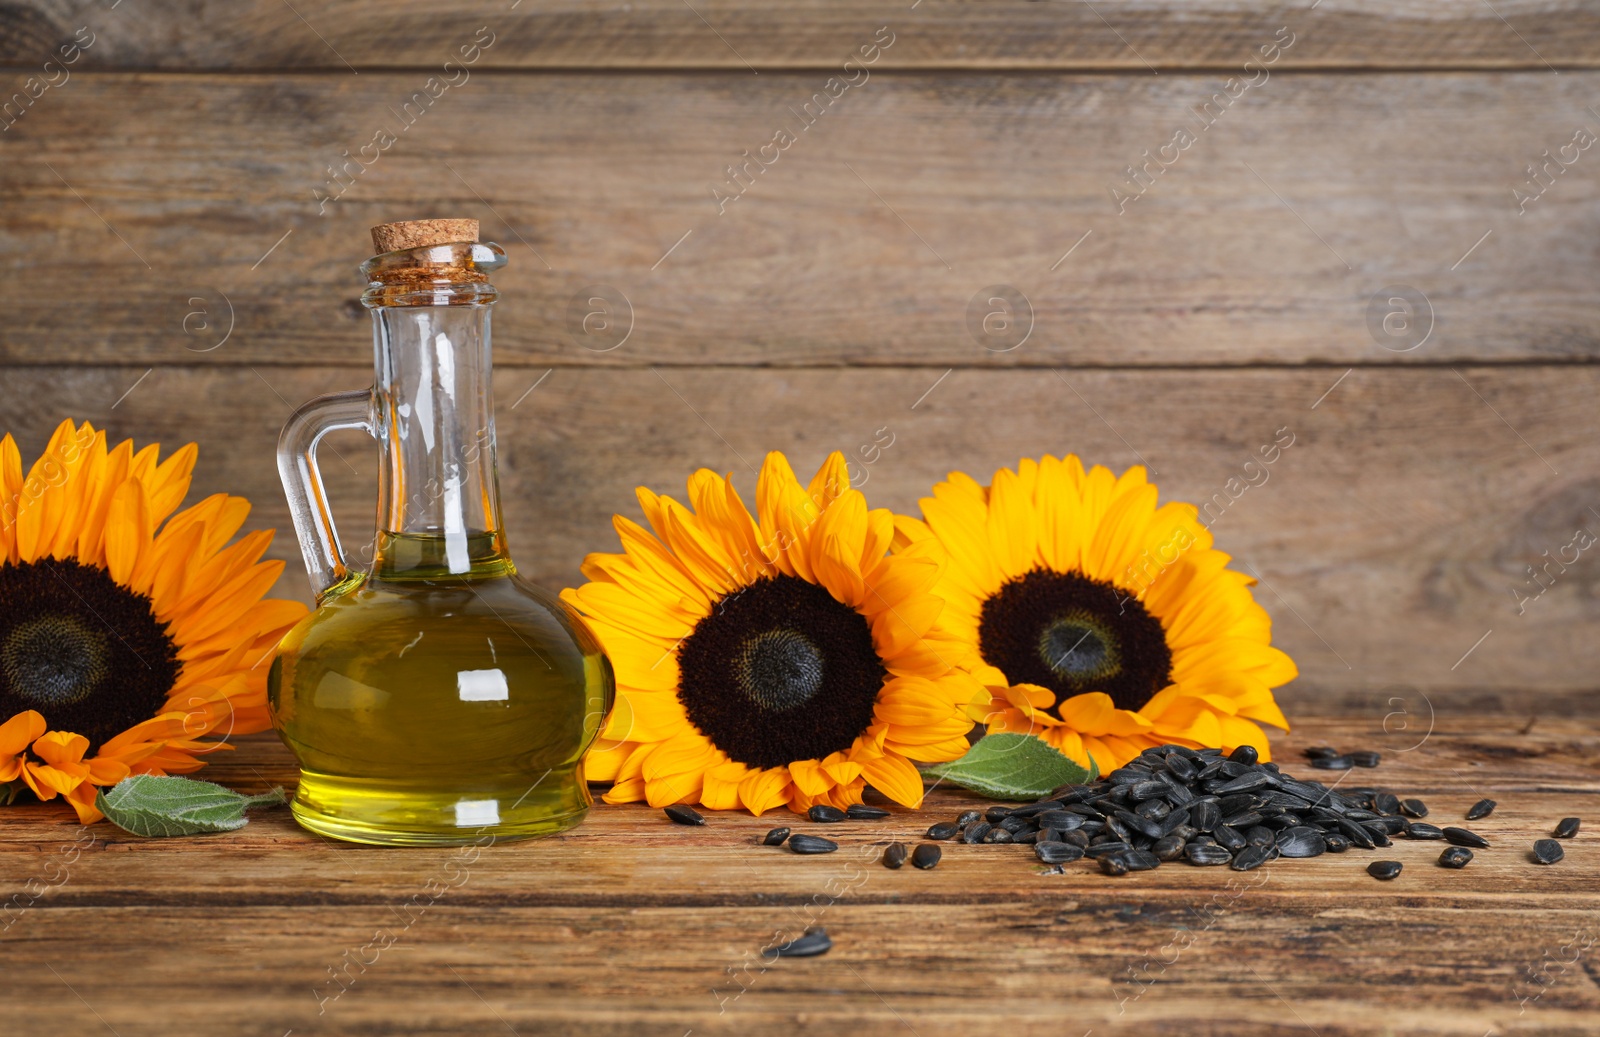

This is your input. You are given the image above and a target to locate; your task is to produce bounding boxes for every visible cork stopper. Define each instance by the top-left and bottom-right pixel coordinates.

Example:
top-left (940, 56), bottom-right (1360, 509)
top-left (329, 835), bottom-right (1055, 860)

top-left (370, 218), bottom-right (480, 254)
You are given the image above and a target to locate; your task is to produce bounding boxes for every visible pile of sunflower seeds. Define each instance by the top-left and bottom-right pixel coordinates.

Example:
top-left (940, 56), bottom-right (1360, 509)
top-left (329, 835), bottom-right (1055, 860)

top-left (924, 743), bottom-right (1501, 877)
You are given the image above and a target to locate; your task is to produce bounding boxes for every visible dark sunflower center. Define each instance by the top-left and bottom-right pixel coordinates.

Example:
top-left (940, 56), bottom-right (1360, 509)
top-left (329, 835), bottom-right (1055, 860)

top-left (676, 575), bottom-right (884, 770)
top-left (0, 558), bottom-right (182, 753)
top-left (978, 568), bottom-right (1172, 714)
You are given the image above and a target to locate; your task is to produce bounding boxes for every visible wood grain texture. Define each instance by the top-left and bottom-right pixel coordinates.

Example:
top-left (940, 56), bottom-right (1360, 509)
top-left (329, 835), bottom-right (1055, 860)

top-left (3, 0), bottom-right (1600, 71)
top-left (2, 72), bottom-right (1599, 367)
top-left (0, 363), bottom-right (1595, 706)
top-left (1, 717), bottom-right (1597, 1037)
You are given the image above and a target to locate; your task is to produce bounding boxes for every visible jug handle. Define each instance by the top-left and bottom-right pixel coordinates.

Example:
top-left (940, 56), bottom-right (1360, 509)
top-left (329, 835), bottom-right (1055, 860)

top-left (276, 389), bottom-right (374, 600)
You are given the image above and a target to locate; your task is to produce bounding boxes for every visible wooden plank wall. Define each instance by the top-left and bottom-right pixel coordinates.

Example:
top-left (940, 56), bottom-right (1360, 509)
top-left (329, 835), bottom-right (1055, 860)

top-left (2, 1), bottom-right (1598, 715)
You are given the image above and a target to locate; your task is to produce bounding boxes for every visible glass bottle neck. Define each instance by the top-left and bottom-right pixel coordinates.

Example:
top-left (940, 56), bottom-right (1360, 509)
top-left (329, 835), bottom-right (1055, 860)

top-left (371, 301), bottom-right (508, 578)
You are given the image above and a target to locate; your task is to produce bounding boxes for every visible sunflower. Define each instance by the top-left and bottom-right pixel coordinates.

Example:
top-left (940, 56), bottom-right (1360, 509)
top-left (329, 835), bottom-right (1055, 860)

top-left (0, 419), bottom-right (306, 822)
top-left (560, 451), bottom-right (981, 815)
top-left (891, 455), bottom-right (1295, 773)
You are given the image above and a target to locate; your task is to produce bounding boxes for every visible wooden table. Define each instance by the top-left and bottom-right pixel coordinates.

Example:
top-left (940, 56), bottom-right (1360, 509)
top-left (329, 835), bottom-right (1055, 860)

top-left (3, 713), bottom-right (1596, 1036)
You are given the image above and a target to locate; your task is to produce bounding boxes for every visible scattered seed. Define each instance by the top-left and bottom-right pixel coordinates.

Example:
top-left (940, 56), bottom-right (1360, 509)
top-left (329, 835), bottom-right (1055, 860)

top-left (1555, 817), bottom-right (1581, 839)
top-left (847, 804), bottom-right (891, 820)
top-left (1348, 750), bottom-right (1382, 768)
top-left (1465, 799), bottom-right (1496, 821)
top-left (1443, 827), bottom-right (1490, 849)
top-left (1373, 793), bottom-right (1401, 815)
top-left (664, 804), bottom-right (705, 826)
top-left (788, 834), bottom-right (839, 855)
top-left (807, 805), bottom-right (847, 823)
top-left (911, 843), bottom-right (942, 870)
top-left (1099, 855), bottom-right (1130, 875)
top-left (1405, 822), bottom-right (1444, 840)
top-left (762, 827), bottom-right (791, 846)
top-left (1400, 799), bottom-right (1429, 819)
top-left (926, 821), bottom-right (959, 840)
top-left (1438, 846), bottom-right (1473, 869)
top-left (956, 810), bottom-right (981, 827)
top-left (1036, 841), bottom-right (1086, 865)
top-left (770, 928), bottom-right (832, 958)
top-left (1532, 839), bottom-right (1565, 865)
top-left (1310, 755), bottom-right (1355, 770)
top-left (961, 821), bottom-right (992, 845)
top-left (881, 842), bottom-right (908, 868)
top-left (1367, 860), bottom-right (1403, 881)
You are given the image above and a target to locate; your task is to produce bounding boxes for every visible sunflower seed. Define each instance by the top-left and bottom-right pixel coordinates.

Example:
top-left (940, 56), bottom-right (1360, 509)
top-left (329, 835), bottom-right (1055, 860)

top-left (1115, 809), bottom-right (1164, 840)
top-left (1190, 800), bottom-right (1222, 833)
top-left (1405, 822), bottom-right (1444, 840)
top-left (1531, 839), bottom-right (1564, 864)
top-left (1224, 811), bottom-right (1264, 830)
top-left (961, 821), bottom-right (992, 845)
top-left (1214, 825), bottom-right (1248, 852)
top-left (989, 828), bottom-right (1014, 844)
top-left (1400, 799), bottom-right (1429, 819)
top-left (1373, 793), bottom-right (1401, 816)
top-left (1105, 816), bottom-right (1133, 843)
top-left (770, 928), bottom-right (832, 958)
top-left (1063, 830), bottom-right (1091, 849)
top-left (998, 815), bottom-right (1032, 835)
top-left (1213, 773), bottom-right (1270, 795)
top-left (1323, 832), bottom-right (1351, 853)
top-left (911, 843), bottom-right (942, 869)
top-left (1245, 825), bottom-right (1276, 849)
top-left (788, 834), bottom-right (839, 854)
top-left (664, 804), bottom-right (705, 826)
top-left (1348, 750), bottom-right (1382, 768)
top-left (1367, 860), bottom-right (1403, 881)
top-left (1129, 780), bottom-right (1170, 802)
top-left (1555, 817), bottom-right (1581, 839)
top-left (1438, 846), bottom-right (1473, 869)
top-left (807, 805), bottom-right (847, 823)
top-left (847, 804), bottom-right (891, 820)
top-left (1230, 844), bottom-right (1273, 871)
top-left (1036, 810), bottom-right (1082, 831)
top-left (1134, 798), bottom-right (1171, 820)
top-left (762, 827), bottom-right (791, 846)
top-left (1034, 827), bottom-right (1060, 843)
top-left (956, 809), bottom-right (982, 826)
top-left (1336, 818), bottom-right (1376, 849)
top-left (1164, 755), bottom-right (1198, 782)
top-left (1186, 842), bottom-right (1234, 865)
top-left (985, 806), bottom-right (1013, 823)
top-left (1310, 755), bottom-right (1355, 770)
top-left (882, 842), bottom-right (908, 869)
top-left (1153, 835), bottom-right (1187, 861)
top-left (1084, 841), bottom-right (1133, 858)
top-left (1443, 827), bottom-right (1490, 849)
top-left (1276, 826), bottom-right (1327, 858)
top-left (1303, 746), bottom-right (1342, 760)
top-left (926, 821), bottom-right (960, 840)
top-left (1036, 841), bottom-right (1086, 865)
top-left (1122, 850), bottom-right (1162, 871)
top-left (1466, 799), bottom-right (1496, 821)
top-left (1099, 855), bottom-right (1131, 876)
top-left (1228, 745), bottom-right (1260, 765)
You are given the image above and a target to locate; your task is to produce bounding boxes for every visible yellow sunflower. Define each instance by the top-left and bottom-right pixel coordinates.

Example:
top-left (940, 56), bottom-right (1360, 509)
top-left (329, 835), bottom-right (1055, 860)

top-left (560, 451), bottom-right (981, 815)
top-left (0, 419), bottom-right (307, 822)
top-left (892, 454), bottom-right (1295, 773)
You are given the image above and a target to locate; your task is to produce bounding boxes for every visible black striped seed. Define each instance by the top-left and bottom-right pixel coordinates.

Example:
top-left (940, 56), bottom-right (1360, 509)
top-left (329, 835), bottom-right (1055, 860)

top-left (762, 827), bottom-right (790, 846)
top-left (1367, 860), bottom-right (1403, 880)
top-left (788, 834), bottom-right (839, 854)
top-left (847, 804), bottom-right (891, 820)
top-left (1532, 839), bottom-right (1564, 865)
top-left (807, 805), bottom-right (847, 823)
top-left (664, 804), bottom-right (705, 826)
top-left (882, 842), bottom-right (908, 869)
top-left (1466, 799), bottom-right (1496, 821)
top-left (911, 844), bottom-right (941, 869)
top-left (1036, 841), bottom-right (1086, 865)
top-left (1555, 817), bottom-right (1581, 839)
top-left (1444, 827), bottom-right (1490, 849)
top-left (1438, 847), bottom-right (1473, 869)
top-left (926, 821), bottom-right (960, 840)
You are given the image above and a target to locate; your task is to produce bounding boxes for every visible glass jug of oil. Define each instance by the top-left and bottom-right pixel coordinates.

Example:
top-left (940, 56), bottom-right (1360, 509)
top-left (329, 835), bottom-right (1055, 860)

top-left (268, 218), bottom-right (613, 846)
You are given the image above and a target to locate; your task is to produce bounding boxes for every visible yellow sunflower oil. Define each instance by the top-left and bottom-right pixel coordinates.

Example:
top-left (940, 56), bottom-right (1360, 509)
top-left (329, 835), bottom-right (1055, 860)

top-left (268, 220), bottom-right (613, 846)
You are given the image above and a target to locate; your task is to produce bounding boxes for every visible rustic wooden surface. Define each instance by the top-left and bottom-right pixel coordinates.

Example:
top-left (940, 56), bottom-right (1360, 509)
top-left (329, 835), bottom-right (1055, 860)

top-left (4, 0), bottom-right (1600, 70)
top-left (1, 715), bottom-right (1597, 1036)
top-left (2, 71), bottom-right (1599, 367)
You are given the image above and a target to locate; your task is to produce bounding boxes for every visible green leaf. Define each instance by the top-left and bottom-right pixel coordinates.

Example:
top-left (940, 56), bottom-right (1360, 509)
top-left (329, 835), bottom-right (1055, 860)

top-left (95, 775), bottom-right (286, 838)
top-left (924, 734), bottom-right (1096, 800)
